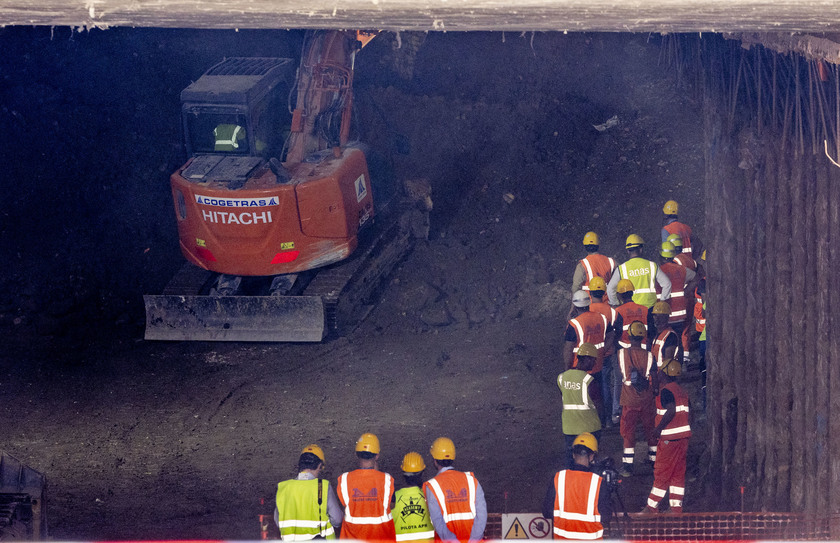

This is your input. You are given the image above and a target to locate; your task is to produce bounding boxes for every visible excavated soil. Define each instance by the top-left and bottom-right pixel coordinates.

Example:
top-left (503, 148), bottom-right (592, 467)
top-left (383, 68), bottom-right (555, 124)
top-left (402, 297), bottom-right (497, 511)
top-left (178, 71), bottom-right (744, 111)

top-left (0, 28), bottom-right (705, 539)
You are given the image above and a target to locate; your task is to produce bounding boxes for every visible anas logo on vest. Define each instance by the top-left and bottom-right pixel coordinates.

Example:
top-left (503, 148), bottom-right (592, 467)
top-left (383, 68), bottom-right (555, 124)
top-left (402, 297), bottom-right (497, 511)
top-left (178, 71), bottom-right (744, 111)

top-left (445, 488), bottom-right (469, 502)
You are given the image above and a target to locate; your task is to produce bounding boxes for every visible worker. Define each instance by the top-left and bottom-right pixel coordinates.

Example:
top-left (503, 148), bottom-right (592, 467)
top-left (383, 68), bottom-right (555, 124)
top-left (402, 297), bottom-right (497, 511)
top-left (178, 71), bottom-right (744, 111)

top-left (542, 433), bottom-right (611, 539)
top-left (275, 444), bottom-right (344, 540)
top-left (588, 277), bottom-right (617, 426)
top-left (694, 280), bottom-right (707, 410)
top-left (571, 231), bottom-right (617, 296)
top-left (336, 433), bottom-right (396, 540)
top-left (423, 437), bottom-right (487, 542)
top-left (642, 359), bottom-right (692, 514)
top-left (656, 241), bottom-right (698, 341)
top-left (650, 301), bottom-right (682, 369)
top-left (661, 200), bottom-right (703, 260)
top-left (214, 123), bottom-right (247, 151)
top-left (565, 290), bottom-right (610, 422)
top-left (612, 278), bottom-right (653, 424)
top-left (617, 321), bottom-right (657, 477)
top-left (667, 234), bottom-right (696, 272)
top-left (393, 452), bottom-right (435, 542)
top-left (558, 343), bottom-right (602, 467)
top-left (606, 234), bottom-right (671, 308)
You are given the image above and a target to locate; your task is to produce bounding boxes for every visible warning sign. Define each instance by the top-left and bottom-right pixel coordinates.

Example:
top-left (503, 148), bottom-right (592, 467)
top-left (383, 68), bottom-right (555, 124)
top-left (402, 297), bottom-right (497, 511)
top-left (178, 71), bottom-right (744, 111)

top-left (501, 513), bottom-right (551, 539)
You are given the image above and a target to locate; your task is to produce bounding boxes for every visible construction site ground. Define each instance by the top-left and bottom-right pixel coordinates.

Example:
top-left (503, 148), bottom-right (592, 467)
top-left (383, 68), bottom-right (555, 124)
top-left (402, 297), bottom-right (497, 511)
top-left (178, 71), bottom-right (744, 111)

top-left (0, 28), bottom-right (707, 539)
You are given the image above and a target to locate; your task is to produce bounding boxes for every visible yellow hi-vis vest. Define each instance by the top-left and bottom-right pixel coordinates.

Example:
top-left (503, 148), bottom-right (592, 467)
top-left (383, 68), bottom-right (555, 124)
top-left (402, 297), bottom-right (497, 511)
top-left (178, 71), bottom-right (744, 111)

top-left (393, 486), bottom-right (435, 542)
top-left (214, 124), bottom-right (245, 151)
top-left (275, 478), bottom-right (336, 540)
top-left (619, 257), bottom-right (659, 308)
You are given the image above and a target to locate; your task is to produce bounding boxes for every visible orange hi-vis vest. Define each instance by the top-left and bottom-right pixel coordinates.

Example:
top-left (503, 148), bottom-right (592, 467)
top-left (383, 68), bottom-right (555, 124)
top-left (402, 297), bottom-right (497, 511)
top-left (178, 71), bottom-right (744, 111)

top-left (694, 294), bottom-right (706, 334)
top-left (656, 382), bottom-right (692, 441)
top-left (652, 327), bottom-right (681, 369)
top-left (663, 221), bottom-right (693, 254)
top-left (569, 311), bottom-right (608, 373)
top-left (615, 301), bottom-right (649, 349)
top-left (589, 302), bottom-right (616, 356)
top-left (656, 262), bottom-right (688, 323)
top-left (580, 254), bottom-right (617, 292)
top-left (423, 470), bottom-right (479, 541)
top-left (674, 252), bottom-right (696, 272)
top-left (552, 470), bottom-right (604, 540)
top-left (337, 469), bottom-right (396, 540)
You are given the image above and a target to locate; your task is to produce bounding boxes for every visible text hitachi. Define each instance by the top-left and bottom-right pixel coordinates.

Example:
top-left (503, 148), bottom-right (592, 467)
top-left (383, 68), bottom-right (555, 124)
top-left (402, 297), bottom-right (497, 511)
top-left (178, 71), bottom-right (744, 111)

top-left (202, 210), bottom-right (273, 225)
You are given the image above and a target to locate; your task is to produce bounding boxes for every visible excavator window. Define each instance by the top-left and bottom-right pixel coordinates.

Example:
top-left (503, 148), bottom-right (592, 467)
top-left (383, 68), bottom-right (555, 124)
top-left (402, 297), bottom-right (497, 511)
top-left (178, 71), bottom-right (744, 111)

top-left (184, 109), bottom-right (250, 155)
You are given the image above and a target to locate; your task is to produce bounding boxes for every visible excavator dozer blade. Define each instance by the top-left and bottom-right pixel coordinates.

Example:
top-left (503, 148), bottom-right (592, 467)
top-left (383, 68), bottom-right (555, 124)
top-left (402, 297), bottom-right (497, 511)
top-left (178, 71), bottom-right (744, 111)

top-left (143, 295), bottom-right (326, 342)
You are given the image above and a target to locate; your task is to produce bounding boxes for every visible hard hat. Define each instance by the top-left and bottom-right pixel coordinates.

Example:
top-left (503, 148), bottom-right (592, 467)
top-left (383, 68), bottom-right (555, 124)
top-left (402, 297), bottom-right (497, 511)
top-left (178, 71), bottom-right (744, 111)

top-left (625, 234), bottom-right (644, 249)
top-left (576, 342), bottom-right (599, 358)
top-left (663, 200), bottom-right (679, 215)
top-left (628, 320), bottom-right (647, 338)
top-left (652, 301), bottom-right (671, 315)
top-left (588, 277), bottom-right (607, 292)
top-left (660, 241), bottom-right (677, 258)
top-left (582, 231), bottom-right (600, 246)
top-left (401, 452), bottom-right (426, 473)
top-left (302, 444), bottom-right (325, 462)
top-left (430, 437), bottom-right (456, 460)
top-left (355, 433), bottom-right (381, 454)
top-left (616, 279), bottom-right (635, 294)
top-left (572, 290), bottom-right (591, 308)
top-left (662, 358), bottom-right (682, 377)
top-left (573, 432), bottom-right (598, 453)
top-left (666, 233), bottom-right (683, 248)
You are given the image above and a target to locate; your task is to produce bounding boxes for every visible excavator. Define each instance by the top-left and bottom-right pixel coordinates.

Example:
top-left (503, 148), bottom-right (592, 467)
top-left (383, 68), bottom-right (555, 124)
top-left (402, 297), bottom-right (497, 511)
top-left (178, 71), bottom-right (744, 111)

top-left (144, 30), bottom-right (428, 342)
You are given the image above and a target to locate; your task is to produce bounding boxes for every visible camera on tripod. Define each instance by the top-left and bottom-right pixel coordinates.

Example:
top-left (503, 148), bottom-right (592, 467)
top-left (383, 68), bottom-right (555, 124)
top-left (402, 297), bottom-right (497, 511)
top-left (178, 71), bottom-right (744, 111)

top-left (591, 457), bottom-right (621, 492)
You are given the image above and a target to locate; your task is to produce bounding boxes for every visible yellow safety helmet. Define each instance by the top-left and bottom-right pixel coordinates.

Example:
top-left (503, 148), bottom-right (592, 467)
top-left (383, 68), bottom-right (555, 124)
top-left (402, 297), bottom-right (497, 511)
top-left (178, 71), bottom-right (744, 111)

top-left (628, 320), bottom-right (647, 338)
top-left (355, 433), bottom-right (381, 454)
top-left (576, 342), bottom-right (599, 358)
top-left (588, 276), bottom-right (607, 292)
top-left (666, 233), bottom-right (683, 248)
top-left (301, 444), bottom-right (325, 462)
top-left (582, 231), bottom-right (600, 246)
top-left (660, 241), bottom-right (677, 258)
top-left (652, 301), bottom-right (671, 315)
top-left (430, 437), bottom-right (456, 460)
top-left (625, 234), bottom-right (644, 249)
top-left (662, 358), bottom-right (682, 377)
top-left (573, 432), bottom-right (598, 453)
top-left (616, 279), bottom-right (635, 294)
top-left (663, 200), bottom-right (679, 215)
top-left (401, 452), bottom-right (426, 473)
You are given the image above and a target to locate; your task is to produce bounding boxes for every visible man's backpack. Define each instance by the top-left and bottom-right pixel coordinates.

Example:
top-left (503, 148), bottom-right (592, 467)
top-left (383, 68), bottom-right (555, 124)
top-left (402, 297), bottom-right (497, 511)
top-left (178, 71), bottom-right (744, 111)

top-left (630, 367), bottom-right (649, 392)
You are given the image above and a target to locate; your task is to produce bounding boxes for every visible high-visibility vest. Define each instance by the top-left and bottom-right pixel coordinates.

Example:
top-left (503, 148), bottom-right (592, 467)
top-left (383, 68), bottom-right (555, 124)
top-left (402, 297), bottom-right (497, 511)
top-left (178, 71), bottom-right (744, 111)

top-left (275, 478), bottom-right (336, 540)
top-left (657, 262), bottom-right (688, 323)
top-left (393, 486), bottom-right (435, 542)
top-left (652, 327), bottom-right (681, 368)
top-left (337, 469), bottom-right (396, 540)
top-left (656, 381), bottom-right (692, 440)
top-left (615, 301), bottom-right (649, 349)
top-left (214, 124), bottom-right (245, 151)
top-left (619, 258), bottom-right (659, 308)
top-left (558, 369), bottom-right (601, 435)
top-left (552, 470), bottom-right (604, 540)
top-left (589, 302), bottom-right (616, 356)
top-left (674, 253), bottom-right (696, 271)
top-left (423, 470), bottom-right (480, 541)
top-left (699, 301), bottom-right (706, 341)
top-left (569, 311), bottom-right (608, 373)
top-left (618, 347), bottom-right (654, 387)
top-left (663, 221), bottom-right (693, 254)
top-left (580, 254), bottom-right (616, 291)
top-left (694, 292), bottom-right (706, 334)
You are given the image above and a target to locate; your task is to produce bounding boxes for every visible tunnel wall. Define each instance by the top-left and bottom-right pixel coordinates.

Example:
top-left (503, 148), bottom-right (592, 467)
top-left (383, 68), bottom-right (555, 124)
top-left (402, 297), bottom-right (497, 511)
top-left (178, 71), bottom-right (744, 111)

top-left (701, 36), bottom-right (840, 525)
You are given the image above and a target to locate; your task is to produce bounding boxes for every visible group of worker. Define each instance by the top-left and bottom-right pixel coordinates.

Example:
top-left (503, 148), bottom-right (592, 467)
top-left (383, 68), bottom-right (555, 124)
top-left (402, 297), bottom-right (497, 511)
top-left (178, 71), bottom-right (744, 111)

top-left (559, 199), bottom-right (706, 524)
top-left (275, 434), bottom-right (486, 542)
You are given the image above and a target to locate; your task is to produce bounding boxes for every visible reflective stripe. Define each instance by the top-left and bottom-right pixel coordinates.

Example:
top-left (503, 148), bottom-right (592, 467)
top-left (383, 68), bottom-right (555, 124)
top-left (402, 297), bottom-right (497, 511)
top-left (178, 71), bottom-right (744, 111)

top-left (670, 486), bottom-right (685, 495)
top-left (647, 498), bottom-right (660, 508)
top-left (670, 309), bottom-right (687, 317)
top-left (554, 527), bottom-right (604, 539)
top-left (281, 531), bottom-right (334, 541)
top-left (216, 125), bottom-right (242, 148)
top-left (277, 520), bottom-right (333, 529)
top-left (581, 259), bottom-right (594, 288)
top-left (651, 487), bottom-right (666, 497)
top-left (395, 531), bottom-right (435, 541)
top-left (661, 425), bottom-right (691, 436)
top-left (669, 499), bottom-right (683, 507)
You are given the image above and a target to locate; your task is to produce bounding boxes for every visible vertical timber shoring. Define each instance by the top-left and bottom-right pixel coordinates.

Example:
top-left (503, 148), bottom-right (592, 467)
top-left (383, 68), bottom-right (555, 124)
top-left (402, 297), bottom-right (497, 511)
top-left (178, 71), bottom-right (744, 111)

top-left (828, 65), bottom-right (840, 531)
top-left (814, 156), bottom-right (830, 519)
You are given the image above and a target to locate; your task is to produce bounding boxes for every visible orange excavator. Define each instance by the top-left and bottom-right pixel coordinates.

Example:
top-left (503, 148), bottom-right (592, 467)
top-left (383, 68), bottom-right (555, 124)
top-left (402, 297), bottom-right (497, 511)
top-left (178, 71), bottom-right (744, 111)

top-left (144, 30), bottom-right (426, 342)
